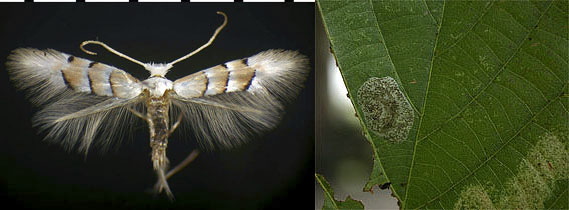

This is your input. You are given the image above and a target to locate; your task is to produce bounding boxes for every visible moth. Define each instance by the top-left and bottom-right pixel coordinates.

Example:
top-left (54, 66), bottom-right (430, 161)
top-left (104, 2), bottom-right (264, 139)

top-left (5, 12), bottom-right (309, 200)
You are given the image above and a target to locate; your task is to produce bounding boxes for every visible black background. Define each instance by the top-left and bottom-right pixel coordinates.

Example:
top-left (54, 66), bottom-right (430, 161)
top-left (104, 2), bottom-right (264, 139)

top-left (0, 3), bottom-right (314, 209)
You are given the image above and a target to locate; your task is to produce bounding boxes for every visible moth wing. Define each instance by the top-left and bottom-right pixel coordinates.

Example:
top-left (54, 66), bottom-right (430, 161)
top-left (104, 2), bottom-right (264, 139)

top-left (6, 48), bottom-right (145, 153)
top-left (171, 49), bottom-right (310, 149)
top-left (7, 48), bottom-right (143, 103)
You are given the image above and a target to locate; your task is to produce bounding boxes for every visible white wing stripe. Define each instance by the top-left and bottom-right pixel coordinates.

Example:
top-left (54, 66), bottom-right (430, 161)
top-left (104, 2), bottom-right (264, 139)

top-left (204, 65), bottom-right (228, 96)
top-left (172, 71), bottom-right (207, 98)
top-left (87, 62), bottom-right (114, 97)
top-left (226, 59), bottom-right (255, 93)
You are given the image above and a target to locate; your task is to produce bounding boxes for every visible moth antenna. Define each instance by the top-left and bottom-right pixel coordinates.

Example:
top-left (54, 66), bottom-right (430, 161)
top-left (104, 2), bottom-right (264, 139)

top-left (167, 11), bottom-right (228, 66)
top-left (80, 40), bottom-right (148, 68)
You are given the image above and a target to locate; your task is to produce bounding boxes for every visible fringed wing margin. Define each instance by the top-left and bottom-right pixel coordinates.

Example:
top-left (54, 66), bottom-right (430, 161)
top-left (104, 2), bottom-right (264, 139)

top-left (171, 49), bottom-right (310, 149)
top-left (6, 48), bottom-right (144, 154)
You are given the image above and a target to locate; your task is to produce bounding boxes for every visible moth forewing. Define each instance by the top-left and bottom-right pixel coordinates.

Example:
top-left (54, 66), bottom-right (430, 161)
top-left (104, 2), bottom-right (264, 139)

top-left (7, 48), bottom-right (144, 154)
top-left (171, 49), bottom-right (309, 149)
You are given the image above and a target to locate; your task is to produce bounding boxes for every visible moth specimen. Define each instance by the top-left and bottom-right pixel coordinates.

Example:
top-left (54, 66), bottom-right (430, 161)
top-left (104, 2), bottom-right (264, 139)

top-left (5, 12), bottom-right (309, 200)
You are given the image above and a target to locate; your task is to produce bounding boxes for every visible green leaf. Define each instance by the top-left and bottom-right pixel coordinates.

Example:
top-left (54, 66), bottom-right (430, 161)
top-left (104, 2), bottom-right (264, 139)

top-left (318, 0), bottom-right (568, 209)
top-left (315, 173), bottom-right (365, 210)
top-left (544, 179), bottom-right (569, 209)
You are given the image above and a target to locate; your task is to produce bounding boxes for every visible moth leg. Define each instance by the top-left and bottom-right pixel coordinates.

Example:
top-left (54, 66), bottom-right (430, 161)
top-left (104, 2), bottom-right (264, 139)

top-left (153, 149), bottom-right (200, 192)
top-left (167, 114), bottom-right (183, 137)
top-left (126, 107), bottom-right (147, 120)
top-left (166, 149), bottom-right (199, 179)
top-left (156, 167), bottom-right (175, 201)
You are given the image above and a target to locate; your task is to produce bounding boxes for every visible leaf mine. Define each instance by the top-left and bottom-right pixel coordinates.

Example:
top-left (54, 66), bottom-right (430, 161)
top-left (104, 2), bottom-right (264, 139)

top-left (357, 77), bottom-right (414, 143)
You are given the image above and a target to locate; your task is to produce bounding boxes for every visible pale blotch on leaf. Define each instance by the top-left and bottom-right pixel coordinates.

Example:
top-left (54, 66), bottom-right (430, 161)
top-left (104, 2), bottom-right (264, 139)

top-left (357, 77), bottom-right (414, 143)
top-left (454, 185), bottom-right (495, 210)
top-left (498, 159), bottom-right (551, 209)
top-left (453, 131), bottom-right (569, 210)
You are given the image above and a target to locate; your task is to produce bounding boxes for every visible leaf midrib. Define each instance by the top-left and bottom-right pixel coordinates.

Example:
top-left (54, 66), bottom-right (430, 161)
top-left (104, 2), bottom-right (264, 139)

top-left (403, 0), bottom-right (448, 207)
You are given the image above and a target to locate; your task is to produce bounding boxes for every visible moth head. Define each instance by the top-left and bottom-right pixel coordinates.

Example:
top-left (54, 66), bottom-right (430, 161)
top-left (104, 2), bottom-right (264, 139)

top-left (145, 63), bottom-right (173, 77)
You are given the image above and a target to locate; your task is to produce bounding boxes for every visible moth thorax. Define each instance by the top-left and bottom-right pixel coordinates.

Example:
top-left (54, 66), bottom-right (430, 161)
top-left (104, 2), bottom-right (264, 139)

top-left (142, 77), bottom-right (173, 97)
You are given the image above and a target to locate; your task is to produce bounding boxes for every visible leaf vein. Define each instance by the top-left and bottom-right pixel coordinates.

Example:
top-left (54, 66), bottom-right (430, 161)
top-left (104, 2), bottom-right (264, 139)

top-left (422, 0), bottom-right (438, 26)
top-left (488, 164), bottom-right (506, 192)
top-left (461, 117), bottom-right (489, 157)
top-left (477, 97), bottom-right (506, 142)
top-left (507, 66), bottom-right (549, 101)
top-left (521, 49), bottom-right (565, 83)
top-left (440, 129), bottom-right (482, 161)
top-left (436, 1), bottom-right (496, 56)
top-left (455, 43), bottom-right (491, 79)
top-left (426, 138), bottom-right (472, 173)
top-left (494, 81), bottom-right (535, 115)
